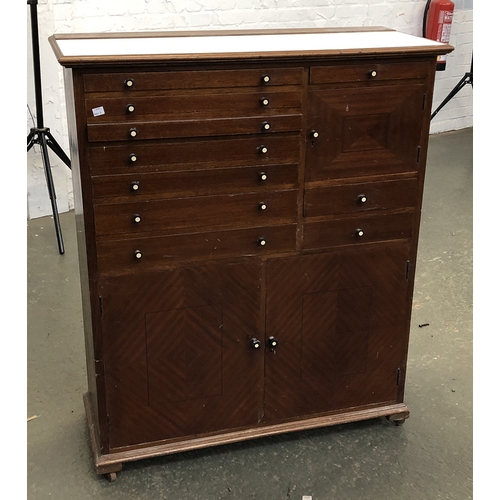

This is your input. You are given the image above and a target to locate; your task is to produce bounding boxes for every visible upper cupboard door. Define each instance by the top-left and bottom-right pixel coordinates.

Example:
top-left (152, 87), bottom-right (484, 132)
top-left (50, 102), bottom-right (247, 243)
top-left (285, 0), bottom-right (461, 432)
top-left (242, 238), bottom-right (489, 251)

top-left (306, 83), bottom-right (428, 181)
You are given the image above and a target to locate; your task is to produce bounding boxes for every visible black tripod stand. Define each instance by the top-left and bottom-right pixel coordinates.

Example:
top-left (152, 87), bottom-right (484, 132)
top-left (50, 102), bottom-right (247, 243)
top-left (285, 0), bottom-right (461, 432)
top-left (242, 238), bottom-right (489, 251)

top-left (27, 0), bottom-right (71, 255)
top-left (431, 57), bottom-right (473, 120)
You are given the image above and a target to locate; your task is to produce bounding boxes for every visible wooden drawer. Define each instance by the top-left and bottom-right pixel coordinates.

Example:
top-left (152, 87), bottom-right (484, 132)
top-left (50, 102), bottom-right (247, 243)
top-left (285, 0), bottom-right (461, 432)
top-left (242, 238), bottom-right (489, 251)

top-left (87, 113), bottom-right (302, 142)
top-left (304, 178), bottom-right (418, 217)
top-left (88, 135), bottom-right (301, 175)
top-left (94, 190), bottom-right (298, 238)
top-left (309, 61), bottom-right (430, 85)
top-left (83, 67), bottom-right (304, 92)
top-left (85, 89), bottom-right (302, 122)
top-left (303, 211), bottom-right (414, 250)
top-left (92, 164), bottom-right (299, 202)
top-left (96, 224), bottom-right (297, 273)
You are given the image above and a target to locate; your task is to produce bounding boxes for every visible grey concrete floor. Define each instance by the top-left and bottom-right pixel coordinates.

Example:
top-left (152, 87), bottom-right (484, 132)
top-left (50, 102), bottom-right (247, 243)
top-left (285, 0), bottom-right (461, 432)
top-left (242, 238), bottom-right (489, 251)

top-left (27, 128), bottom-right (472, 499)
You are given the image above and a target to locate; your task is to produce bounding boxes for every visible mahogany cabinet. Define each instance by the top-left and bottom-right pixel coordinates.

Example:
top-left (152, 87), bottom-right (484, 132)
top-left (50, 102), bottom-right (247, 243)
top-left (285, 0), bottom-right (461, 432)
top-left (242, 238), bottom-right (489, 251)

top-left (49, 28), bottom-right (452, 480)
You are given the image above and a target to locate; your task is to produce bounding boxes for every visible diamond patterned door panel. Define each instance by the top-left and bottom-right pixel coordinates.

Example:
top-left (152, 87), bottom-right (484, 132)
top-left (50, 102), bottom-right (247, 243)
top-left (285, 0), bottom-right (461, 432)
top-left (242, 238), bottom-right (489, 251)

top-left (99, 261), bottom-right (264, 450)
top-left (264, 243), bottom-right (412, 423)
top-left (306, 83), bottom-right (427, 181)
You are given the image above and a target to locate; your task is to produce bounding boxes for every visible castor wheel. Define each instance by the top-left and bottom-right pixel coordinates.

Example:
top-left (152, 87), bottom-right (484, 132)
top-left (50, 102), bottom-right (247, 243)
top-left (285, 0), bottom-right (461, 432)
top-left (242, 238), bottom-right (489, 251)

top-left (106, 472), bottom-right (117, 482)
top-left (390, 417), bottom-right (407, 426)
top-left (386, 413), bottom-right (409, 426)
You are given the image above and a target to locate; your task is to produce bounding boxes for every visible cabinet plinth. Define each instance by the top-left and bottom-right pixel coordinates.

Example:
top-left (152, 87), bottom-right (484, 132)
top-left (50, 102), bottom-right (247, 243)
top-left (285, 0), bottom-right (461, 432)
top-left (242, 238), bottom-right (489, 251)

top-left (50, 27), bottom-right (453, 479)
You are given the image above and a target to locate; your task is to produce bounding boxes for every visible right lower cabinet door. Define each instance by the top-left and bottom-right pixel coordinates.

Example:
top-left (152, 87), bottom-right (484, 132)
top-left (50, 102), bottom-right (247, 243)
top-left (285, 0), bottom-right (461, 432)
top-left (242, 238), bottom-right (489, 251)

top-left (264, 243), bottom-right (412, 423)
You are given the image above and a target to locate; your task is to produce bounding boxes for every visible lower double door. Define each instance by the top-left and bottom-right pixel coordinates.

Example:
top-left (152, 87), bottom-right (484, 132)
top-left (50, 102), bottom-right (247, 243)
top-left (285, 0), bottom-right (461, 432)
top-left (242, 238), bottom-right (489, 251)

top-left (99, 243), bottom-right (412, 450)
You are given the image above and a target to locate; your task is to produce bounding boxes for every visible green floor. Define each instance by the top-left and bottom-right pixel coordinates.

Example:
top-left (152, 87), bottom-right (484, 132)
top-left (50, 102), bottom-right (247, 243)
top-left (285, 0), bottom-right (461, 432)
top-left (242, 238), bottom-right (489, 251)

top-left (27, 128), bottom-right (472, 499)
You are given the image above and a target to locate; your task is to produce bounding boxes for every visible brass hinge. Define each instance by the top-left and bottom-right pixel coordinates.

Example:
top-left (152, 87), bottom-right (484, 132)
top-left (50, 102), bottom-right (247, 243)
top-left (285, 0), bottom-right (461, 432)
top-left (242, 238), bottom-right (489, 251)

top-left (99, 296), bottom-right (103, 317)
top-left (396, 368), bottom-right (401, 385)
top-left (405, 260), bottom-right (411, 281)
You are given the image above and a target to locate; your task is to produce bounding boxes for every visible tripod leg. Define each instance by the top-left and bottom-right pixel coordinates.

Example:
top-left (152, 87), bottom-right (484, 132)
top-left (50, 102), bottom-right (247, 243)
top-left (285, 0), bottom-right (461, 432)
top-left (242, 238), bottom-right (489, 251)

top-left (39, 132), bottom-right (65, 254)
top-left (46, 130), bottom-right (71, 169)
top-left (27, 129), bottom-right (36, 151)
top-left (431, 75), bottom-right (468, 120)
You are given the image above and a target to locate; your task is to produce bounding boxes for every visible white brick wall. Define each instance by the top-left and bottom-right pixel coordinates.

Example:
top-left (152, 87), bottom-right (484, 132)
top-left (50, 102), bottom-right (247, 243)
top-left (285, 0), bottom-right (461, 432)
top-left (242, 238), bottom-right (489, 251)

top-left (26, 0), bottom-right (473, 218)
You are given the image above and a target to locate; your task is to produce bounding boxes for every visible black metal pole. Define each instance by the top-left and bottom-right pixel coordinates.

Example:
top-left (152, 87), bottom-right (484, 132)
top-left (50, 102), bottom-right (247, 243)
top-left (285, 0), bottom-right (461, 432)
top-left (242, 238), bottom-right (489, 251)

top-left (29, 0), bottom-right (44, 129)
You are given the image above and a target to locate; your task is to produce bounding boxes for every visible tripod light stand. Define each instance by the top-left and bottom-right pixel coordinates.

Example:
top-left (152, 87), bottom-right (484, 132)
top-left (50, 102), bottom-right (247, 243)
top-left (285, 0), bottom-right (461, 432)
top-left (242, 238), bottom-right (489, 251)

top-left (27, 0), bottom-right (71, 255)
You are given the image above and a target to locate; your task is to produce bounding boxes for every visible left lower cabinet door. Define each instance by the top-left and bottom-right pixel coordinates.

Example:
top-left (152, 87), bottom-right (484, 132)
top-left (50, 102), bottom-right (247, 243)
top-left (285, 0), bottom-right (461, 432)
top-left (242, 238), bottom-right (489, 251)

top-left (98, 260), bottom-right (264, 450)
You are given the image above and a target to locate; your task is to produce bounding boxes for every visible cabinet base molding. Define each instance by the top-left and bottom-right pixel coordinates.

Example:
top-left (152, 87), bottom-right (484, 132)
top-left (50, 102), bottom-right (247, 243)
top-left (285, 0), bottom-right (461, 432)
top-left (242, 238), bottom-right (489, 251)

top-left (84, 392), bottom-right (409, 479)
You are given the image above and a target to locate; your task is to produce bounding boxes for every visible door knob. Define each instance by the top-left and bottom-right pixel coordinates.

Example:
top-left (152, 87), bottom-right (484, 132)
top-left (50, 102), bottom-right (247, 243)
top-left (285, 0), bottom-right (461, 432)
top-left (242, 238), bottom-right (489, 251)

top-left (134, 249), bottom-right (142, 259)
top-left (268, 336), bottom-right (279, 349)
top-left (250, 338), bottom-right (262, 349)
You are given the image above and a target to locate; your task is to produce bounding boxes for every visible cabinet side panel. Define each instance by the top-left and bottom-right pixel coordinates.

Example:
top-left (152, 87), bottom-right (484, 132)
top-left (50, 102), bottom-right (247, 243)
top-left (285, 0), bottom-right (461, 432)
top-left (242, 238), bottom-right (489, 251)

top-left (64, 67), bottom-right (108, 453)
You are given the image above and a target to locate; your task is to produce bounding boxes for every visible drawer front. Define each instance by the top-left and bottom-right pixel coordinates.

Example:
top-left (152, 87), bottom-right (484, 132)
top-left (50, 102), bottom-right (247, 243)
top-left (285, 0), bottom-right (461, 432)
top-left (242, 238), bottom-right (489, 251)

top-left (94, 190), bottom-right (298, 237)
top-left (83, 67), bottom-right (304, 92)
top-left (303, 211), bottom-right (414, 250)
top-left (87, 113), bottom-right (302, 142)
top-left (88, 135), bottom-right (300, 175)
top-left (96, 224), bottom-right (297, 273)
top-left (304, 178), bottom-right (418, 217)
top-left (85, 89), bottom-right (302, 122)
top-left (310, 61), bottom-right (430, 85)
top-left (92, 164), bottom-right (299, 202)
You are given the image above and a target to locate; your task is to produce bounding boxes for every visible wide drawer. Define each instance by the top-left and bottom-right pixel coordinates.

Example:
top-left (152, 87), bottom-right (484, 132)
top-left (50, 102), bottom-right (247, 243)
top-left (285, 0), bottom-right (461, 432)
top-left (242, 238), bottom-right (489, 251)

top-left (303, 211), bottom-right (414, 250)
top-left (85, 89), bottom-right (302, 122)
top-left (309, 61), bottom-right (430, 85)
top-left (92, 164), bottom-right (299, 202)
top-left (83, 67), bottom-right (304, 92)
top-left (88, 135), bottom-right (301, 175)
top-left (94, 190), bottom-right (298, 238)
top-left (96, 224), bottom-right (297, 273)
top-left (87, 113), bottom-right (302, 142)
top-left (304, 177), bottom-right (418, 217)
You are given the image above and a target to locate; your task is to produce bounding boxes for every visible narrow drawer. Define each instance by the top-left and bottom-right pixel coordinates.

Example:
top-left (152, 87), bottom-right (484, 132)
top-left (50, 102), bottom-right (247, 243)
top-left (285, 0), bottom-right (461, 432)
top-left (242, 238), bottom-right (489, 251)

top-left (303, 211), bottom-right (414, 250)
top-left (92, 164), bottom-right (299, 202)
top-left (310, 61), bottom-right (430, 85)
top-left (83, 68), bottom-right (304, 92)
top-left (88, 135), bottom-right (301, 175)
top-left (96, 224), bottom-right (297, 273)
top-left (94, 190), bottom-right (298, 238)
top-left (87, 114), bottom-right (302, 142)
top-left (304, 178), bottom-right (418, 217)
top-left (85, 89), bottom-right (302, 122)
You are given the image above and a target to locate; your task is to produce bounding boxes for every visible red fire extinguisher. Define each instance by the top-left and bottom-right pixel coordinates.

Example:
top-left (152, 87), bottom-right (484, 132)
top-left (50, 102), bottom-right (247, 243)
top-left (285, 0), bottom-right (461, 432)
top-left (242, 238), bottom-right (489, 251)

top-left (423, 0), bottom-right (455, 71)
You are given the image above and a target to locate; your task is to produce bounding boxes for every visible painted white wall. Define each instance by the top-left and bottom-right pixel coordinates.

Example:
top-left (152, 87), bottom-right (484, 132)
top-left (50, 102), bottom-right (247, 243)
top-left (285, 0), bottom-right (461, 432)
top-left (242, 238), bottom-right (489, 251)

top-left (26, 0), bottom-right (473, 219)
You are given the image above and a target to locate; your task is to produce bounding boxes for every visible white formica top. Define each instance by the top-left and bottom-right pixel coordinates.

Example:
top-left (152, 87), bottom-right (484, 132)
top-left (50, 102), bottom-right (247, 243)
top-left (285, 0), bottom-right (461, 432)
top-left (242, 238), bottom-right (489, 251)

top-left (50, 28), bottom-right (453, 66)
